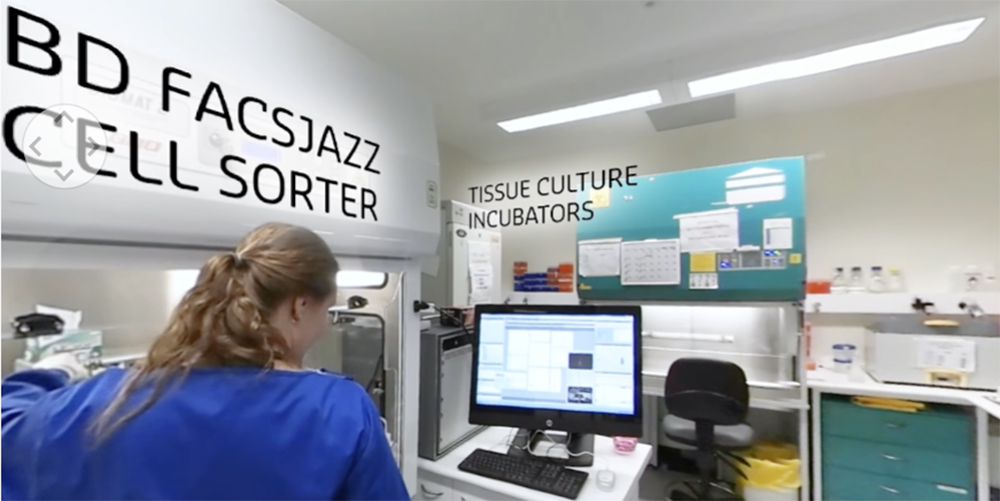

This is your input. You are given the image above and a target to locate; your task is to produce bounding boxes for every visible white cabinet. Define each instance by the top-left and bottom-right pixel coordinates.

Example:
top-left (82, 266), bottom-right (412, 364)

top-left (452, 489), bottom-right (490, 501)
top-left (414, 473), bottom-right (454, 500)
top-left (414, 472), bottom-right (504, 501)
top-left (452, 481), bottom-right (505, 501)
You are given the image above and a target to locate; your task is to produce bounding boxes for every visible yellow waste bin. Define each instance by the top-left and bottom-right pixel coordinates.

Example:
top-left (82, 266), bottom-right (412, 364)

top-left (735, 441), bottom-right (801, 501)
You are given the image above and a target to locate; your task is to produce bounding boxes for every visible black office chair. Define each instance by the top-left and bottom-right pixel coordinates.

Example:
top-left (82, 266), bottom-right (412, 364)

top-left (662, 358), bottom-right (754, 501)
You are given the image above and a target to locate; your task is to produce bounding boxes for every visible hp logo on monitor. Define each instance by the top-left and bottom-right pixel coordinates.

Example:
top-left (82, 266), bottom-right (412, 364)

top-left (545, 419), bottom-right (553, 428)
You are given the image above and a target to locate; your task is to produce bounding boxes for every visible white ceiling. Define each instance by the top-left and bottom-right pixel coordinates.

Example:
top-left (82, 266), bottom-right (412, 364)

top-left (282, 0), bottom-right (1000, 164)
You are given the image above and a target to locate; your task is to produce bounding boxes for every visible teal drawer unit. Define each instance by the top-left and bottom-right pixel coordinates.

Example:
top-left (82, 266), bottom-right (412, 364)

top-left (821, 396), bottom-right (973, 454)
top-left (820, 395), bottom-right (975, 501)
top-left (824, 438), bottom-right (974, 491)
top-left (824, 466), bottom-right (974, 501)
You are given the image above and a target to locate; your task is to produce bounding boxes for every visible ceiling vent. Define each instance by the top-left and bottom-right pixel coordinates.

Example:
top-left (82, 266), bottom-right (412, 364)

top-left (645, 93), bottom-right (736, 132)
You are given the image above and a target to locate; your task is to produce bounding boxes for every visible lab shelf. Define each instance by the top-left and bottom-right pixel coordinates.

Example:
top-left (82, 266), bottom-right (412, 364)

top-left (804, 292), bottom-right (1000, 315)
top-left (504, 292), bottom-right (580, 305)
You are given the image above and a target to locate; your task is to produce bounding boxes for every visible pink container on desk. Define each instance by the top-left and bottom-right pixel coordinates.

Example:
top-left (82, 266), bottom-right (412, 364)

top-left (613, 436), bottom-right (638, 454)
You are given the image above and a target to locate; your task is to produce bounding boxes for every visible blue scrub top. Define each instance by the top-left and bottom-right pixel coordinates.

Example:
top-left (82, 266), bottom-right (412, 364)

top-left (1, 366), bottom-right (410, 500)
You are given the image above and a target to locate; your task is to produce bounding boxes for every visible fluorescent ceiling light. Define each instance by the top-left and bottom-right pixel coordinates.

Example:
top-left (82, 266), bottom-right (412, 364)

top-left (688, 17), bottom-right (986, 98)
top-left (498, 90), bottom-right (663, 133)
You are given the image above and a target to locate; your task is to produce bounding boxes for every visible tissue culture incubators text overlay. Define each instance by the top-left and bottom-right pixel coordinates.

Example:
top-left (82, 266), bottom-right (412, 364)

top-left (466, 166), bottom-right (639, 228)
top-left (2, 6), bottom-right (383, 221)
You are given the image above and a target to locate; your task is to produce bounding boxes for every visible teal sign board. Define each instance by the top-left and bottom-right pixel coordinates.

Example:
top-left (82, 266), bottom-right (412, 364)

top-left (576, 157), bottom-right (806, 302)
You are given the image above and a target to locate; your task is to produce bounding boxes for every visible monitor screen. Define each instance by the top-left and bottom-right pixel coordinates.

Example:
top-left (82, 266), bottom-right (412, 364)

top-left (474, 310), bottom-right (637, 416)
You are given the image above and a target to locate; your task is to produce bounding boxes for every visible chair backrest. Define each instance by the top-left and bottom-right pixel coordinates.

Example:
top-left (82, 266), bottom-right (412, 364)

top-left (663, 358), bottom-right (749, 426)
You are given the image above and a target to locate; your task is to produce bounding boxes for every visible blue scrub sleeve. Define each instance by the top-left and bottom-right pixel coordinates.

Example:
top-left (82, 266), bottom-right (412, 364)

top-left (1, 369), bottom-right (70, 428)
top-left (336, 394), bottom-right (410, 501)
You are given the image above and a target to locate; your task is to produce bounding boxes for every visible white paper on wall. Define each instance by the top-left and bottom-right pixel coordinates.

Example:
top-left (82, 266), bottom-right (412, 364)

top-left (914, 337), bottom-right (977, 373)
top-left (578, 238), bottom-right (622, 277)
top-left (674, 208), bottom-right (740, 253)
top-left (467, 241), bottom-right (494, 304)
top-left (620, 239), bottom-right (681, 286)
top-left (763, 218), bottom-right (793, 250)
top-left (469, 272), bottom-right (493, 304)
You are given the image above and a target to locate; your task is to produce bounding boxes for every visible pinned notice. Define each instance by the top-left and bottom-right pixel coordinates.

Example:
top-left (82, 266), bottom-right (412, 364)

top-left (578, 238), bottom-right (621, 277)
top-left (467, 241), bottom-right (494, 304)
top-left (674, 208), bottom-right (739, 254)
top-left (763, 218), bottom-right (793, 250)
top-left (690, 253), bottom-right (717, 273)
top-left (915, 337), bottom-right (976, 372)
top-left (589, 187), bottom-right (611, 209)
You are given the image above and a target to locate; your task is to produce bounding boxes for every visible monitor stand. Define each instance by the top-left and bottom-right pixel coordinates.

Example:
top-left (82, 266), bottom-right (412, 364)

top-left (506, 428), bottom-right (595, 467)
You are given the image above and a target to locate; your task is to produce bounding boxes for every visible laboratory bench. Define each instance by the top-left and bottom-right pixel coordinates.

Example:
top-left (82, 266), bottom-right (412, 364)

top-left (809, 369), bottom-right (999, 501)
top-left (415, 427), bottom-right (653, 501)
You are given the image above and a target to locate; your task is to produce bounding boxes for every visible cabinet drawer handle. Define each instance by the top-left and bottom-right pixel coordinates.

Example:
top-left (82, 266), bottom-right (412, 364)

top-left (879, 486), bottom-right (900, 494)
top-left (881, 453), bottom-right (902, 461)
top-left (884, 422), bottom-right (904, 429)
top-left (420, 484), bottom-right (444, 499)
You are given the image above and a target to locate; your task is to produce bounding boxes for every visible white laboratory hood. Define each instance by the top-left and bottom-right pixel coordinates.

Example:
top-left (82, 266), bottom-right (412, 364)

top-left (1, 0), bottom-right (437, 493)
top-left (1, 0), bottom-right (441, 260)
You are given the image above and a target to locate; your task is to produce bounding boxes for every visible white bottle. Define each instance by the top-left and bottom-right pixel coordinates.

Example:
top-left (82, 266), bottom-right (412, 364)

top-left (847, 267), bottom-right (866, 293)
top-left (982, 265), bottom-right (998, 292)
top-left (868, 266), bottom-right (885, 293)
top-left (965, 265), bottom-right (983, 292)
top-left (830, 267), bottom-right (848, 294)
top-left (886, 267), bottom-right (906, 292)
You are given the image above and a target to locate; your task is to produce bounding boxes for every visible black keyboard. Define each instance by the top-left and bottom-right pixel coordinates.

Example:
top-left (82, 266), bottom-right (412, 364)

top-left (457, 448), bottom-right (589, 499)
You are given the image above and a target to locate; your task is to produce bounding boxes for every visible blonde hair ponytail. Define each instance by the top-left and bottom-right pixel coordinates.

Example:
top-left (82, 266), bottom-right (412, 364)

top-left (92, 223), bottom-right (338, 442)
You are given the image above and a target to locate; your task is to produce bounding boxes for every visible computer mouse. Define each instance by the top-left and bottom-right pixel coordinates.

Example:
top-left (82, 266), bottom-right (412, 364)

top-left (596, 470), bottom-right (615, 492)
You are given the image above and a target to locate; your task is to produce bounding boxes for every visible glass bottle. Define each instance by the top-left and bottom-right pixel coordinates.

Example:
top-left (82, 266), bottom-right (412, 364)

top-left (983, 265), bottom-right (998, 292)
top-left (830, 267), bottom-right (848, 294)
top-left (868, 266), bottom-right (885, 293)
top-left (848, 267), bottom-right (865, 293)
top-left (965, 265), bottom-right (982, 291)
top-left (886, 267), bottom-right (906, 292)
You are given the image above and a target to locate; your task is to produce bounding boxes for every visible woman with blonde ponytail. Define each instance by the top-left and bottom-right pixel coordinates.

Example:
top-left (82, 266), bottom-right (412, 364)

top-left (1, 223), bottom-right (409, 500)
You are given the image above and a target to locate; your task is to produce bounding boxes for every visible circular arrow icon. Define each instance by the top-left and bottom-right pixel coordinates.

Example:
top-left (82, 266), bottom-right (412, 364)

top-left (21, 103), bottom-right (109, 190)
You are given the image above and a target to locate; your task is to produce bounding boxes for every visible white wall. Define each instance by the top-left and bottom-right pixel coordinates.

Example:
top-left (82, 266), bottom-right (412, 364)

top-left (441, 77), bottom-right (1000, 296)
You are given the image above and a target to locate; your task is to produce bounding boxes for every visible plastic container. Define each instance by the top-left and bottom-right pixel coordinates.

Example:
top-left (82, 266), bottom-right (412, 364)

top-left (867, 266), bottom-right (885, 293)
top-left (886, 267), bottom-right (906, 292)
top-left (612, 436), bottom-right (638, 454)
top-left (832, 344), bottom-right (856, 373)
top-left (806, 280), bottom-right (831, 294)
top-left (557, 263), bottom-right (575, 293)
top-left (830, 267), bottom-right (848, 294)
top-left (513, 261), bottom-right (528, 276)
top-left (736, 441), bottom-right (801, 501)
top-left (847, 267), bottom-right (865, 293)
top-left (546, 267), bottom-right (559, 285)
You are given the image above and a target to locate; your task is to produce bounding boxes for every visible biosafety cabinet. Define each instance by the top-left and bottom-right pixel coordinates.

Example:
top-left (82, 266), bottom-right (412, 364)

top-left (1, 0), bottom-right (440, 493)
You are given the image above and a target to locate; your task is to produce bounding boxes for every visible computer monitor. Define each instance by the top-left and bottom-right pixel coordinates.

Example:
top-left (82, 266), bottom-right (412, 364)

top-left (469, 304), bottom-right (643, 466)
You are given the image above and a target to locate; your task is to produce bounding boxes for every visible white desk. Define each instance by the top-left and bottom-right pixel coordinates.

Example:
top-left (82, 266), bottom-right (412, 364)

top-left (416, 427), bottom-right (652, 501)
top-left (969, 393), bottom-right (1000, 420)
top-left (808, 369), bottom-right (997, 501)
